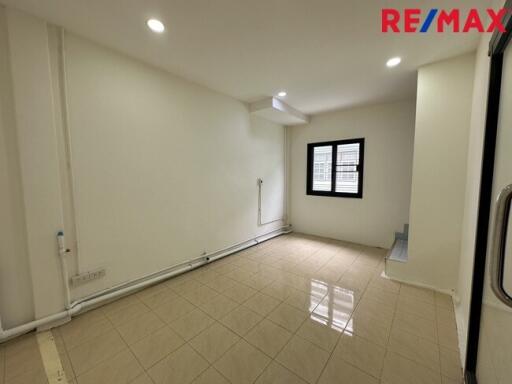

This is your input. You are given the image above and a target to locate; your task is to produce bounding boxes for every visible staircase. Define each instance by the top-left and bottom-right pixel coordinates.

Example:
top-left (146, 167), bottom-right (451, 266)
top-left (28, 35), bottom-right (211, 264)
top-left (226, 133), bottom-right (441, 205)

top-left (388, 224), bottom-right (408, 263)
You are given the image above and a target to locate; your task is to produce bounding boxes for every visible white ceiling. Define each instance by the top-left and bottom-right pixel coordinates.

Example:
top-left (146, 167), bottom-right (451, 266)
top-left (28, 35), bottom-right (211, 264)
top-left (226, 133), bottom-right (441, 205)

top-left (2, 0), bottom-right (490, 115)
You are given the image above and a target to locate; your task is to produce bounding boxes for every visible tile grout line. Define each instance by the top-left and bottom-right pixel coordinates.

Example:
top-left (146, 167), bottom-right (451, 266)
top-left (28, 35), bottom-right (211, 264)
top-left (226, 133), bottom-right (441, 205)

top-left (67, 304), bottom-right (137, 382)
top-left (1, 345), bottom-right (5, 384)
top-left (54, 236), bottom-right (432, 384)
top-left (100, 303), bottom-right (151, 383)
top-left (140, 277), bottom-right (253, 383)
top-left (53, 329), bottom-right (78, 382)
top-left (379, 276), bottom-right (401, 384)
top-left (269, 246), bottom-right (364, 383)
top-left (249, 293), bottom-right (314, 384)
top-left (282, 246), bottom-right (377, 383)
top-left (36, 331), bottom-right (69, 384)
top-left (178, 252), bottom-right (317, 383)
top-left (182, 282), bottom-right (277, 382)
top-left (117, 276), bottom-right (242, 383)
top-left (433, 303), bottom-right (444, 382)
top-left (205, 259), bottom-right (305, 381)
top-left (434, 298), bottom-right (462, 381)
top-left (266, 242), bottom-right (372, 382)
top-left (385, 288), bottom-right (457, 382)
top-left (244, 248), bottom-right (325, 383)
top-left (108, 300), bottom-right (183, 383)
top-left (312, 252), bottom-right (381, 384)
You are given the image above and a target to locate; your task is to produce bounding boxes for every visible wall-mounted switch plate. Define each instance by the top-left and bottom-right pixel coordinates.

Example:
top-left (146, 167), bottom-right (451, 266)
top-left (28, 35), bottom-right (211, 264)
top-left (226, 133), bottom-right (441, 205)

top-left (70, 268), bottom-right (106, 286)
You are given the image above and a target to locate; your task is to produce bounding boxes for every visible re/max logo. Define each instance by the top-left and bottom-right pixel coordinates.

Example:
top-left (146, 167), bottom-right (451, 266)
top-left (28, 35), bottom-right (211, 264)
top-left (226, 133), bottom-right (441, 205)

top-left (382, 9), bottom-right (508, 33)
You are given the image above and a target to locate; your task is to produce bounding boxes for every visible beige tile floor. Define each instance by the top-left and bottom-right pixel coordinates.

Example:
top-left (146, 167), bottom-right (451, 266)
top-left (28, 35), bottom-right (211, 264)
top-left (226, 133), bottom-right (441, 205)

top-left (0, 233), bottom-right (463, 384)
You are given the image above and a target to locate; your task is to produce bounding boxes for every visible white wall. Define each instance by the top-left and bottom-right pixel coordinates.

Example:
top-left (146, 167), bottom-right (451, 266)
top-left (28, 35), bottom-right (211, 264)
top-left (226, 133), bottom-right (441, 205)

top-left (63, 32), bottom-right (285, 298)
top-left (0, 7), bottom-right (34, 328)
top-left (5, 7), bottom-right (70, 321)
top-left (0, 7), bottom-right (286, 327)
top-left (389, 53), bottom-right (476, 292)
top-left (455, 37), bottom-right (491, 362)
top-left (288, 100), bottom-right (415, 248)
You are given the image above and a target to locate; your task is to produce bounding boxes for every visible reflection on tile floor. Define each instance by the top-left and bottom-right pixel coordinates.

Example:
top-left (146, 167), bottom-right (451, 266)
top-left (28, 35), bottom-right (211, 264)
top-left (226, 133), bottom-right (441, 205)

top-left (0, 233), bottom-right (463, 383)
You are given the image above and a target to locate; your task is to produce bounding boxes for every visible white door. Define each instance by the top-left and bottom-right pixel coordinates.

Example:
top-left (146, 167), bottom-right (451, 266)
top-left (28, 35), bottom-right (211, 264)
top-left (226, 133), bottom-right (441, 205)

top-left (475, 35), bottom-right (512, 384)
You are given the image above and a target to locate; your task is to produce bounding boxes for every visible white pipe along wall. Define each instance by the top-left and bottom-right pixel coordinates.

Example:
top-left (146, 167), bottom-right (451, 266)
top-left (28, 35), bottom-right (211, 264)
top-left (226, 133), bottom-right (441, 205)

top-left (0, 6), bottom-right (288, 339)
top-left (0, 226), bottom-right (291, 342)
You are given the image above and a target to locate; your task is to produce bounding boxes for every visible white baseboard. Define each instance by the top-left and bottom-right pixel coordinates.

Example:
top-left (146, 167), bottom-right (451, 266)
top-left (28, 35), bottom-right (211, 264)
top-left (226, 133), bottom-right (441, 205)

top-left (381, 271), bottom-right (455, 296)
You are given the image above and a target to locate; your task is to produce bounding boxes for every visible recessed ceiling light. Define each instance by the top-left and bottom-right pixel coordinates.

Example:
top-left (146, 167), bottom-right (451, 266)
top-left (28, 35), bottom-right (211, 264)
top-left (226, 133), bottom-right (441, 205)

top-left (147, 19), bottom-right (165, 33)
top-left (386, 57), bottom-right (402, 68)
top-left (277, 91), bottom-right (287, 97)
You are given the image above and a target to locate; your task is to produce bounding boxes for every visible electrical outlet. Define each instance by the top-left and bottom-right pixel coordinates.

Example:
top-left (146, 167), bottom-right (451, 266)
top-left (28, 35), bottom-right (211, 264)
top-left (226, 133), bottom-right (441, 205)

top-left (70, 268), bottom-right (106, 286)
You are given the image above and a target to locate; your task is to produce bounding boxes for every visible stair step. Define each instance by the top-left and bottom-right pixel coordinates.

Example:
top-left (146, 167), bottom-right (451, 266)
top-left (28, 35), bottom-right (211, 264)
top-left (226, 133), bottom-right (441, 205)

top-left (388, 238), bottom-right (408, 263)
top-left (395, 223), bottom-right (409, 241)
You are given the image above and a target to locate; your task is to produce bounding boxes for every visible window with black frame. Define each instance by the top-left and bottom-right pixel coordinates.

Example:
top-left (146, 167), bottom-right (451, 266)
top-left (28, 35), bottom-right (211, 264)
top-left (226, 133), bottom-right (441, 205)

top-left (306, 138), bottom-right (364, 198)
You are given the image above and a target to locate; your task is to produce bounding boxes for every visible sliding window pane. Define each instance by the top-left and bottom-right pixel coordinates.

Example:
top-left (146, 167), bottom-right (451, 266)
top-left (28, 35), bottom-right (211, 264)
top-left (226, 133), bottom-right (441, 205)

top-left (312, 145), bottom-right (332, 191)
top-left (336, 143), bottom-right (359, 194)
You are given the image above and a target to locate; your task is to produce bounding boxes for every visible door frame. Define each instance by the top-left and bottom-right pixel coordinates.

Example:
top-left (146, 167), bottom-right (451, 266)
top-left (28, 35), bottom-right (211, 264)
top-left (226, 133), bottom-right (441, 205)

top-left (465, 2), bottom-right (512, 382)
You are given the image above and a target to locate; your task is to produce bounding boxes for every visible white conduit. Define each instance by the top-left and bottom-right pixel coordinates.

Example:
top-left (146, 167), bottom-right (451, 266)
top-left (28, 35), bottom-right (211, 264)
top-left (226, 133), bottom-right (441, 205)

top-left (257, 127), bottom-right (288, 227)
top-left (0, 225), bottom-right (291, 343)
top-left (57, 231), bottom-right (71, 309)
top-left (257, 178), bottom-right (285, 226)
top-left (57, 27), bottom-right (82, 274)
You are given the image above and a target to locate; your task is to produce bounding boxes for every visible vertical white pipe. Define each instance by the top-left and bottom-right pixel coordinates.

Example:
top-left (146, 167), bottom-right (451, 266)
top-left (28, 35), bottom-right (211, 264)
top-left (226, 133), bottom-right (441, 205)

top-left (57, 27), bottom-right (81, 273)
top-left (57, 231), bottom-right (71, 309)
top-left (257, 178), bottom-right (284, 226)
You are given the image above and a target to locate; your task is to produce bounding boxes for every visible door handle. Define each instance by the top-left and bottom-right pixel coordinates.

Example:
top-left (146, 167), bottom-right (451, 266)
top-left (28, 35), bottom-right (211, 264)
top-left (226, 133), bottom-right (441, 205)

top-left (490, 184), bottom-right (512, 308)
